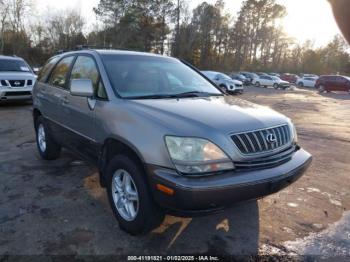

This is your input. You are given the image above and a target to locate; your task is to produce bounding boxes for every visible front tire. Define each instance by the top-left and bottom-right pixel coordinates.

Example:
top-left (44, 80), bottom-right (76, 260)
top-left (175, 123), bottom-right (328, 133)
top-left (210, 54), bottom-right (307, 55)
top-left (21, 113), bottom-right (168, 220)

top-left (298, 82), bottom-right (304, 87)
top-left (273, 83), bottom-right (279, 89)
top-left (219, 84), bottom-right (228, 93)
top-left (35, 116), bottom-right (61, 160)
top-left (255, 82), bottom-right (260, 87)
top-left (106, 155), bottom-right (164, 235)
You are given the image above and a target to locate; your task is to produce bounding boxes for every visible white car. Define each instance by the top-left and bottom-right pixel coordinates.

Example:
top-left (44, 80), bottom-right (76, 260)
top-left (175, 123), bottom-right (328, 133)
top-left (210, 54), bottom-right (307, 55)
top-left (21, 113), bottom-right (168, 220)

top-left (297, 77), bottom-right (318, 88)
top-left (0, 55), bottom-right (36, 101)
top-left (202, 71), bottom-right (243, 94)
top-left (253, 75), bottom-right (290, 89)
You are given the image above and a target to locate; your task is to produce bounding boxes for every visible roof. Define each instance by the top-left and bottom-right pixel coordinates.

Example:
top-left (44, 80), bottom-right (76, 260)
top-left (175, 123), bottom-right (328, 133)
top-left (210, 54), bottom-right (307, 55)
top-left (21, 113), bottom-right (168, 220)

top-left (0, 55), bottom-right (24, 61)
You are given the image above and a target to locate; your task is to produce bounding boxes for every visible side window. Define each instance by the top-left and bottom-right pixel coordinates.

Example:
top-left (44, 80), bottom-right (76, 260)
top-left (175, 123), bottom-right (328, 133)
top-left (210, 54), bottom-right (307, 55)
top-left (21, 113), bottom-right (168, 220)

top-left (38, 57), bottom-right (60, 82)
top-left (70, 56), bottom-right (107, 99)
top-left (267, 76), bottom-right (272, 80)
top-left (338, 76), bottom-right (346, 83)
top-left (48, 56), bottom-right (75, 89)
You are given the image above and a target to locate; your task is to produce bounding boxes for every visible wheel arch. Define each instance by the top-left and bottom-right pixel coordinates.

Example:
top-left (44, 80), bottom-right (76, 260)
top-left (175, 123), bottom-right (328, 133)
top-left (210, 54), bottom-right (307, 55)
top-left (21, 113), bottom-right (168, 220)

top-left (33, 108), bottom-right (42, 128)
top-left (98, 137), bottom-right (147, 188)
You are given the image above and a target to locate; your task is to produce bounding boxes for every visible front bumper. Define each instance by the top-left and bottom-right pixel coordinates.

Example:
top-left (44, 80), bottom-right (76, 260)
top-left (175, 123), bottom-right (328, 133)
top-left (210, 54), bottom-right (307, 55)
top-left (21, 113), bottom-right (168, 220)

top-left (0, 88), bottom-right (32, 101)
top-left (147, 148), bottom-right (312, 216)
top-left (278, 83), bottom-right (290, 89)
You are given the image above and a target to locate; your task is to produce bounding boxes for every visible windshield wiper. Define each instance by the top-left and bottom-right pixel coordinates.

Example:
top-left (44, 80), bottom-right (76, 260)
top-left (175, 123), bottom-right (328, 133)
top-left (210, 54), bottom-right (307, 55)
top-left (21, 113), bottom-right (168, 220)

top-left (173, 91), bottom-right (223, 98)
top-left (129, 91), bottom-right (222, 100)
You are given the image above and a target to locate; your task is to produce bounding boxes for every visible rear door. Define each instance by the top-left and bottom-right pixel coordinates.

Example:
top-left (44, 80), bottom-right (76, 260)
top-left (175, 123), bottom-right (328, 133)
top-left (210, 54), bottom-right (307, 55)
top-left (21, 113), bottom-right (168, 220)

top-left (260, 76), bottom-right (268, 86)
top-left (266, 76), bottom-right (273, 86)
top-left (337, 76), bottom-right (348, 91)
top-left (60, 55), bottom-right (105, 162)
top-left (304, 78), bottom-right (312, 87)
top-left (327, 76), bottom-right (338, 91)
top-left (43, 56), bottom-right (75, 142)
top-left (35, 56), bottom-right (61, 121)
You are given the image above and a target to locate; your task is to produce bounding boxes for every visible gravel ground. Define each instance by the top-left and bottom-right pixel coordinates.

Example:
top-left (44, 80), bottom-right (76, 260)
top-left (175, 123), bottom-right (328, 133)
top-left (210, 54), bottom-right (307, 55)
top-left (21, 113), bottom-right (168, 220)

top-left (0, 86), bottom-right (349, 258)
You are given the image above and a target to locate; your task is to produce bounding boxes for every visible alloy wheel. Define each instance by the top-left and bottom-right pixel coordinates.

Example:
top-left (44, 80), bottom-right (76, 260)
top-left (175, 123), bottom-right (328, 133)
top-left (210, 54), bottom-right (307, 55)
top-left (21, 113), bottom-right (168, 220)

top-left (37, 124), bottom-right (46, 153)
top-left (111, 169), bottom-right (139, 221)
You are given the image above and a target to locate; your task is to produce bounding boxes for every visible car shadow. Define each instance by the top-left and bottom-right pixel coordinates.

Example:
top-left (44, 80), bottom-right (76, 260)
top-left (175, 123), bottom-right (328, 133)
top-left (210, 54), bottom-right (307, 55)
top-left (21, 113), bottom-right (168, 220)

top-left (143, 200), bottom-right (260, 255)
top-left (319, 91), bottom-right (350, 100)
top-left (81, 169), bottom-right (260, 256)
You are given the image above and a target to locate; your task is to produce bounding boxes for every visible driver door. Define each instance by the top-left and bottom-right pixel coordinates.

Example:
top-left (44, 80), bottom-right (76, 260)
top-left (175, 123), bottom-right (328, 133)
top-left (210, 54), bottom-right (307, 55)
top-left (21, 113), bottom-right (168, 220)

top-left (60, 55), bottom-right (102, 162)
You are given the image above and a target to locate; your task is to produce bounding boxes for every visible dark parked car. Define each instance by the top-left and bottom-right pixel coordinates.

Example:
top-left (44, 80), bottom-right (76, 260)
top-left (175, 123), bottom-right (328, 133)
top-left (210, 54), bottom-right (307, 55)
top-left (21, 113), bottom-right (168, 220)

top-left (316, 75), bottom-right (350, 93)
top-left (230, 73), bottom-right (250, 85)
top-left (239, 72), bottom-right (259, 83)
top-left (32, 49), bottom-right (312, 235)
top-left (281, 73), bottom-right (298, 84)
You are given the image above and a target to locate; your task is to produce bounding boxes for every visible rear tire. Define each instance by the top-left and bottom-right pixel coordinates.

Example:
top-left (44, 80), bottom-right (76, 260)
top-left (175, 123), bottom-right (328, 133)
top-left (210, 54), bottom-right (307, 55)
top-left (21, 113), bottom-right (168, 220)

top-left (273, 83), bottom-right (279, 89)
top-left (106, 155), bottom-right (164, 235)
top-left (318, 85), bottom-right (325, 93)
top-left (298, 82), bottom-right (304, 87)
top-left (35, 116), bottom-right (61, 160)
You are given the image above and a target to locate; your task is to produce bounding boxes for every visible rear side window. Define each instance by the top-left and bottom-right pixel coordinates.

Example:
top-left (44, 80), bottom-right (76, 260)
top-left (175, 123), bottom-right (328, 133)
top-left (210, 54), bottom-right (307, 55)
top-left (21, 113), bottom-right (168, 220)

top-left (337, 76), bottom-right (347, 83)
top-left (70, 56), bottom-right (107, 99)
top-left (48, 56), bottom-right (75, 89)
top-left (38, 57), bottom-right (60, 82)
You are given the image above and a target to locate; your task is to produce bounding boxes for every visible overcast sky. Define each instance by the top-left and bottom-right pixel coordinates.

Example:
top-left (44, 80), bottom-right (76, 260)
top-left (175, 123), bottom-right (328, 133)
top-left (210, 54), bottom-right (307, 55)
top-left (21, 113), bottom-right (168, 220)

top-left (33, 0), bottom-right (341, 47)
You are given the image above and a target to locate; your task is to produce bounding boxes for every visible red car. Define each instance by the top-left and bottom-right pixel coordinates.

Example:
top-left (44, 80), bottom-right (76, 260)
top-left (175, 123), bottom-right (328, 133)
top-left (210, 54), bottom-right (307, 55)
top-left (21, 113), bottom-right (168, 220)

top-left (280, 73), bottom-right (298, 83)
top-left (316, 75), bottom-right (350, 93)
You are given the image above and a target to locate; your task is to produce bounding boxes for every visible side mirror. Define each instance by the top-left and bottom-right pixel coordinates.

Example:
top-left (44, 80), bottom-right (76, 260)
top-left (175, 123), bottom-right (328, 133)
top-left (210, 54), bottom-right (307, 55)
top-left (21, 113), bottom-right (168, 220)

top-left (70, 79), bottom-right (94, 97)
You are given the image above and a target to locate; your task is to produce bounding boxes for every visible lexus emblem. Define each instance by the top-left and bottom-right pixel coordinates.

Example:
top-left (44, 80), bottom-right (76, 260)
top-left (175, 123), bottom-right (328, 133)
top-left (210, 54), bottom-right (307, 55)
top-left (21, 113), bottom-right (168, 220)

top-left (266, 133), bottom-right (277, 143)
top-left (14, 81), bottom-right (21, 86)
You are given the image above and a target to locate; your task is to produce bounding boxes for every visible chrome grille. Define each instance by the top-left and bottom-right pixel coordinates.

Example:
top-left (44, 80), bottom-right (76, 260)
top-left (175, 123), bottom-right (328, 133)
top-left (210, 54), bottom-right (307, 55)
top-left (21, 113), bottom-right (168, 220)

top-left (9, 80), bottom-right (25, 87)
top-left (231, 125), bottom-right (291, 154)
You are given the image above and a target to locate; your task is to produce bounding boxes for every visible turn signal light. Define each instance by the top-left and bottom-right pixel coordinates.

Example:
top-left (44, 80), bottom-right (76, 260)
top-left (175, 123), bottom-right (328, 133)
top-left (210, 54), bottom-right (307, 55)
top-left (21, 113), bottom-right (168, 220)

top-left (156, 184), bottom-right (174, 195)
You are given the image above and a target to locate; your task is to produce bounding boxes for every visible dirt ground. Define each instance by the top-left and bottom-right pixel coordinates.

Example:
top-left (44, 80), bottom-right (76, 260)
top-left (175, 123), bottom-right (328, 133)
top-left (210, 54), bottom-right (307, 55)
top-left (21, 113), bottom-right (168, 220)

top-left (0, 86), bottom-right (349, 258)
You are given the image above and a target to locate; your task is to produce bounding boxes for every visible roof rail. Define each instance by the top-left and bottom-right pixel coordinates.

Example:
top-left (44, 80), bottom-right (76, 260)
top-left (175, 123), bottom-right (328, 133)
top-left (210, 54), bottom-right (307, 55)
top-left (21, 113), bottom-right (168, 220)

top-left (74, 45), bottom-right (115, 50)
top-left (54, 44), bottom-right (144, 54)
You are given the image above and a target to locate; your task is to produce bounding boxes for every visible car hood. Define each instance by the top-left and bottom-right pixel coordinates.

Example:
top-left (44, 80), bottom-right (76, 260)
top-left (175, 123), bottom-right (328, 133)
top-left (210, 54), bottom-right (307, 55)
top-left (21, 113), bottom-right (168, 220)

top-left (127, 96), bottom-right (289, 135)
top-left (279, 80), bottom-right (289, 84)
top-left (0, 72), bottom-right (36, 79)
top-left (227, 79), bottom-right (242, 85)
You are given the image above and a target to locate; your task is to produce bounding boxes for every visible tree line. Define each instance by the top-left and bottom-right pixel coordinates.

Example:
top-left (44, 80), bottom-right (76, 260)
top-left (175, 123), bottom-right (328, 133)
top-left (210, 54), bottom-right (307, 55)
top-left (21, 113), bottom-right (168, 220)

top-left (0, 0), bottom-right (349, 75)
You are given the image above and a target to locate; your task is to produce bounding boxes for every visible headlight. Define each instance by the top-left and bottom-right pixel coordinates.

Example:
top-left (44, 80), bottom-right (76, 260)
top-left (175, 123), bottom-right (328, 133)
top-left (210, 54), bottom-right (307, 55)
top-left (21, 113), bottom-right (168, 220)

top-left (292, 125), bottom-right (298, 143)
top-left (165, 136), bottom-right (234, 175)
top-left (288, 122), bottom-right (298, 143)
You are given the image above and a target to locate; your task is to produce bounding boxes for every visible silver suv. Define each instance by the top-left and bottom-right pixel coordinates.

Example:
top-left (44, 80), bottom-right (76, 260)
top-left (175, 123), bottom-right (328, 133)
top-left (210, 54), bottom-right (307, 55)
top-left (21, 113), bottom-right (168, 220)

top-left (0, 55), bottom-right (36, 101)
top-left (32, 49), bottom-right (312, 235)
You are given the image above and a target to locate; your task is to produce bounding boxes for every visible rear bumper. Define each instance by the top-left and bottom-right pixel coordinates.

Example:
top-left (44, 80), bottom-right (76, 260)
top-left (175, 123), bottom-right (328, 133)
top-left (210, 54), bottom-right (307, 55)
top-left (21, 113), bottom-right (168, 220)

top-left (147, 148), bottom-right (312, 216)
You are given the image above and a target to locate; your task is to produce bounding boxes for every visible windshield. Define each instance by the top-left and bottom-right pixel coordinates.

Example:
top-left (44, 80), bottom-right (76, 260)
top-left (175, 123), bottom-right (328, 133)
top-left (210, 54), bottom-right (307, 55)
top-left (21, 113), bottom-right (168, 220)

top-left (218, 73), bottom-right (232, 81)
top-left (102, 55), bottom-right (222, 99)
top-left (0, 59), bottom-right (31, 72)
